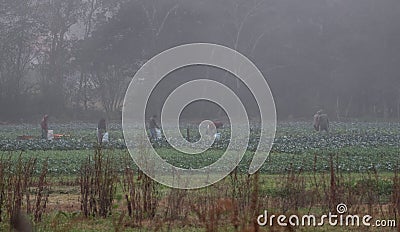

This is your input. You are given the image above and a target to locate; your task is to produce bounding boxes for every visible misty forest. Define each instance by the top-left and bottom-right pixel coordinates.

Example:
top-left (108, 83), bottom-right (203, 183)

top-left (1, 0), bottom-right (399, 121)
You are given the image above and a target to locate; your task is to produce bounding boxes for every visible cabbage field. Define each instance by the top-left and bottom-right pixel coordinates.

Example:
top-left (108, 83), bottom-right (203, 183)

top-left (2, 121), bottom-right (400, 152)
top-left (0, 121), bottom-right (399, 231)
top-left (1, 121), bottom-right (399, 174)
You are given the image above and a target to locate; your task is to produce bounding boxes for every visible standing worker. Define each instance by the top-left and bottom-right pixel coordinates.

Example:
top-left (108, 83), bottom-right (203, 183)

top-left (97, 118), bottom-right (107, 144)
top-left (148, 115), bottom-right (160, 142)
top-left (313, 111), bottom-right (321, 131)
top-left (313, 110), bottom-right (329, 132)
top-left (40, 114), bottom-right (48, 139)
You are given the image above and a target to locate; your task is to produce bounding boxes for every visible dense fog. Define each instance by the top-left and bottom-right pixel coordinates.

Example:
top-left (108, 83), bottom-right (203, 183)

top-left (0, 0), bottom-right (399, 121)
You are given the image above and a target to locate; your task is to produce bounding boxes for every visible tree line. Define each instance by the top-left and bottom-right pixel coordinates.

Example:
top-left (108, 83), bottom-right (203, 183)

top-left (0, 0), bottom-right (399, 121)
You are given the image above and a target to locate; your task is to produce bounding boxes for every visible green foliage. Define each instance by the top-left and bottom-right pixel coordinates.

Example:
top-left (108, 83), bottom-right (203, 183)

top-left (1, 122), bottom-right (400, 153)
top-left (1, 121), bottom-right (400, 176)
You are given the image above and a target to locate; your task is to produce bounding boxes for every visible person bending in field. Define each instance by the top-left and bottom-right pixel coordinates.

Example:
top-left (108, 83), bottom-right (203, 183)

top-left (313, 110), bottom-right (329, 132)
top-left (40, 114), bottom-right (48, 139)
top-left (148, 115), bottom-right (160, 142)
top-left (97, 118), bottom-right (107, 144)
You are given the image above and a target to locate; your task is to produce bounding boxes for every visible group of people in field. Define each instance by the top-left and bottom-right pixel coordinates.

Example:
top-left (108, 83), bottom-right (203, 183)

top-left (40, 114), bottom-right (108, 144)
top-left (147, 115), bottom-right (224, 142)
top-left (39, 114), bottom-right (163, 144)
top-left (39, 110), bottom-right (329, 144)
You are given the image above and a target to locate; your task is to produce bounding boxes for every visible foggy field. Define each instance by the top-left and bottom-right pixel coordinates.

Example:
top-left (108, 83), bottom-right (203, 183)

top-left (1, 0), bottom-right (400, 230)
top-left (1, 121), bottom-right (400, 174)
top-left (1, 121), bottom-right (400, 152)
top-left (0, 122), bottom-right (399, 231)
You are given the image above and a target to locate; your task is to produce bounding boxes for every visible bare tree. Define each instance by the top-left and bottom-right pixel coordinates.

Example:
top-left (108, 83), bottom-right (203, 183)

top-left (0, 0), bottom-right (43, 118)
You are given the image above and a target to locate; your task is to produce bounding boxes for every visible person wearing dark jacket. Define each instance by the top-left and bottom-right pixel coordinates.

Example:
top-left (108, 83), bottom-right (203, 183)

top-left (313, 110), bottom-right (329, 132)
top-left (40, 115), bottom-right (48, 139)
top-left (148, 115), bottom-right (160, 141)
top-left (97, 118), bottom-right (107, 144)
